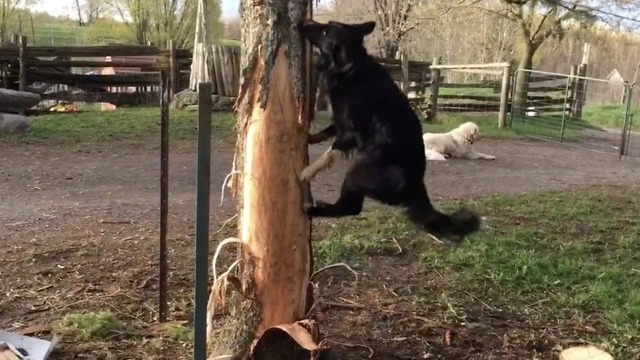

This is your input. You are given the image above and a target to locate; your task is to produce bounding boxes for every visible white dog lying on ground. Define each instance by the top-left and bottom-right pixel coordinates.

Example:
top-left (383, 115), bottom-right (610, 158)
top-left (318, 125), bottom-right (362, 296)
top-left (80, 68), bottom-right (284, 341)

top-left (422, 121), bottom-right (496, 161)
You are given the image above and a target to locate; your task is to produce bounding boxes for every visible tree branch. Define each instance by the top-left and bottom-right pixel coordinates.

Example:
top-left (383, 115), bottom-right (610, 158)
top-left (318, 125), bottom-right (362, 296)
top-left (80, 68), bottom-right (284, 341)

top-left (530, 7), bottom-right (555, 43)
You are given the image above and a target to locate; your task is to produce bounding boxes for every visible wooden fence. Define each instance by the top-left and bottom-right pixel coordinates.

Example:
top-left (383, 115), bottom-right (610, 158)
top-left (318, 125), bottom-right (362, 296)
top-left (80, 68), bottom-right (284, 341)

top-left (0, 35), bottom-right (585, 121)
top-left (377, 53), bottom-right (587, 127)
top-left (193, 43), bottom-right (240, 97)
top-left (0, 35), bottom-right (193, 107)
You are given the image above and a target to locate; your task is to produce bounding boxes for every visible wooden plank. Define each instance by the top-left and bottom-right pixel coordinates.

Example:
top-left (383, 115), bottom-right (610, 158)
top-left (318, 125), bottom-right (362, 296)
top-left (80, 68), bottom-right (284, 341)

top-left (429, 62), bottom-right (509, 69)
top-left (23, 59), bottom-right (171, 70)
top-left (0, 45), bottom-right (169, 59)
top-left (436, 103), bottom-right (501, 112)
top-left (528, 97), bottom-right (566, 106)
top-left (375, 57), bottom-right (431, 68)
top-left (440, 82), bottom-right (500, 89)
top-left (42, 90), bottom-right (159, 106)
top-left (527, 85), bottom-right (568, 92)
top-left (528, 73), bottom-right (567, 82)
top-left (438, 94), bottom-right (501, 102)
top-left (447, 68), bottom-right (502, 75)
top-left (24, 70), bottom-right (160, 87)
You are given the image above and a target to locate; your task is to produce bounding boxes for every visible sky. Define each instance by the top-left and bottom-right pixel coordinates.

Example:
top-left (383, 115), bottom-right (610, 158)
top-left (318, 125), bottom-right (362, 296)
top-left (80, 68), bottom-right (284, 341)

top-left (31, 0), bottom-right (243, 20)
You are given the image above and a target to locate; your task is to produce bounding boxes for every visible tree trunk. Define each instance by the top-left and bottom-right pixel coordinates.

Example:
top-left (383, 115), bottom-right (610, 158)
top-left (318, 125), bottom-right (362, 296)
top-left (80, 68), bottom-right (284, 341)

top-left (206, 0), bottom-right (319, 358)
top-left (513, 42), bottom-right (536, 116)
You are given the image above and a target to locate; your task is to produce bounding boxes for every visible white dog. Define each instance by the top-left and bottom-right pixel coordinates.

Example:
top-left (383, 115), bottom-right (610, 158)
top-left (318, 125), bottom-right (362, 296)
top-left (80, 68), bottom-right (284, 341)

top-left (422, 121), bottom-right (496, 161)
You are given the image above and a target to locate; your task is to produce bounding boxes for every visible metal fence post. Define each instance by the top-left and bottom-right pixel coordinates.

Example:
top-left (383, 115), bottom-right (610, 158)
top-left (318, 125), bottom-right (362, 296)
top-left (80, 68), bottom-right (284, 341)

top-left (619, 83), bottom-right (633, 159)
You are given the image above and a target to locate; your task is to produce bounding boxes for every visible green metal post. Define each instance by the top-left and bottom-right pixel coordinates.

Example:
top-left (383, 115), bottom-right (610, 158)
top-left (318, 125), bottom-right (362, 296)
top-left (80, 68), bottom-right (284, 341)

top-left (194, 82), bottom-right (213, 360)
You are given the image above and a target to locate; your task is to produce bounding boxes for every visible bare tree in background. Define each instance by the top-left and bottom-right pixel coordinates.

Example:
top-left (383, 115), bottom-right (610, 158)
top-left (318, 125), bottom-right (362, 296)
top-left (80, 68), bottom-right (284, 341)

top-left (107, 0), bottom-right (221, 46)
top-left (0, 0), bottom-right (35, 41)
top-left (149, 0), bottom-right (198, 48)
top-left (371, 0), bottom-right (420, 57)
top-left (330, 0), bottom-right (424, 57)
top-left (223, 17), bottom-right (240, 40)
top-left (73, 0), bottom-right (106, 26)
top-left (109, 0), bottom-right (153, 44)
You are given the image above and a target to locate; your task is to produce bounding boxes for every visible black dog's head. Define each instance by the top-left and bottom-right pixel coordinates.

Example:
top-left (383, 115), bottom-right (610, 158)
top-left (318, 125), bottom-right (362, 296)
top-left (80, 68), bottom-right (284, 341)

top-left (299, 19), bottom-right (376, 74)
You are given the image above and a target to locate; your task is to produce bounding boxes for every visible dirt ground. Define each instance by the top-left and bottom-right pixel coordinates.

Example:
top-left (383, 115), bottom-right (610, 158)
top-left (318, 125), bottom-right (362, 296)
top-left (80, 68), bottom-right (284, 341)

top-left (0, 138), bottom-right (638, 359)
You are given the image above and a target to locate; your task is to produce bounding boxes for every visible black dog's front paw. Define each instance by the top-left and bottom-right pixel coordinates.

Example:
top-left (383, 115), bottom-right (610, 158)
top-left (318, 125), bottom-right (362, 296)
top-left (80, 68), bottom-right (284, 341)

top-left (304, 200), bottom-right (329, 217)
top-left (303, 201), bottom-right (315, 213)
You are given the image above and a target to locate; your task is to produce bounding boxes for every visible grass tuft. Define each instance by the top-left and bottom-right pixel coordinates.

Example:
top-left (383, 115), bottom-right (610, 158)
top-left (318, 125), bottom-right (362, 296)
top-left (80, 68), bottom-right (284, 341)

top-left (0, 108), bottom-right (236, 145)
top-left (55, 310), bottom-right (123, 341)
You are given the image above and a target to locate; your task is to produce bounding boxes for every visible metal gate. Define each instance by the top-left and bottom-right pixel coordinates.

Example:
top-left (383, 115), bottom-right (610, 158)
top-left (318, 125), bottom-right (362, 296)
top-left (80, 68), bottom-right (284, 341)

top-left (509, 69), bottom-right (636, 158)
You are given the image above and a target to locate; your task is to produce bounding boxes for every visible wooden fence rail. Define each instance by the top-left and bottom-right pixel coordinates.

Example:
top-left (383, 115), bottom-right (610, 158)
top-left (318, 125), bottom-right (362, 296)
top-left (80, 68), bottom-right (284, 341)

top-left (0, 35), bottom-right (198, 108)
top-left (0, 36), bottom-right (588, 122)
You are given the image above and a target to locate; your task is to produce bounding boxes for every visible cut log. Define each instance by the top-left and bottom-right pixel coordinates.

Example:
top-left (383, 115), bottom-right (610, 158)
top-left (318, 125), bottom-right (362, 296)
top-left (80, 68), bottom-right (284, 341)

top-left (0, 88), bottom-right (41, 113)
top-left (204, 0), bottom-right (319, 358)
top-left (559, 345), bottom-right (614, 360)
top-left (0, 113), bottom-right (31, 134)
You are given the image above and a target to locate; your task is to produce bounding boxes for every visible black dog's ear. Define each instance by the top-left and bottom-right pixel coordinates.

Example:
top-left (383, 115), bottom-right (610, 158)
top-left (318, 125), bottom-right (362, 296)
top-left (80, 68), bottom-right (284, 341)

top-left (353, 21), bottom-right (376, 36)
top-left (298, 19), bottom-right (326, 46)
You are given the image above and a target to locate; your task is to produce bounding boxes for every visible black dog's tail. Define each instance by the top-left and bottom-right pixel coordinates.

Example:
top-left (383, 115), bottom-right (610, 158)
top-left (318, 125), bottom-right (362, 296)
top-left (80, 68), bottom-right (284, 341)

top-left (404, 183), bottom-right (481, 244)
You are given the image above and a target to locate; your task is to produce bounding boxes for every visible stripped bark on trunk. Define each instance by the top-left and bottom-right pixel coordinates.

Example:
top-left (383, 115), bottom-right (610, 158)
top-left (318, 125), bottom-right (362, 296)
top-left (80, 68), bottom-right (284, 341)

top-left (206, 0), bottom-right (324, 358)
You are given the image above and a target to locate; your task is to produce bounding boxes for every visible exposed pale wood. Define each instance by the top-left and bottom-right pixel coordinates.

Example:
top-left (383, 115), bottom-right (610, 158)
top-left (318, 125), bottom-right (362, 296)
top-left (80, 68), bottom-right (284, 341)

top-left (559, 345), bottom-right (613, 360)
top-left (168, 40), bottom-right (178, 96)
top-left (208, 41), bottom-right (315, 358)
top-left (0, 88), bottom-right (41, 113)
top-left (189, 0), bottom-right (214, 91)
top-left (428, 57), bottom-right (441, 121)
top-left (498, 64), bottom-right (511, 128)
top-left (240, 43), bottom-right (311, 332)
top-left (400, 52), bottom-right (409, 94)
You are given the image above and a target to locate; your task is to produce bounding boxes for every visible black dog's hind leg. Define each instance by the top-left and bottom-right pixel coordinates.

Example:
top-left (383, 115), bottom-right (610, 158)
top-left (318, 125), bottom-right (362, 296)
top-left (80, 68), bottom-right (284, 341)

top-left (306, 168), bottom-right (365, 217)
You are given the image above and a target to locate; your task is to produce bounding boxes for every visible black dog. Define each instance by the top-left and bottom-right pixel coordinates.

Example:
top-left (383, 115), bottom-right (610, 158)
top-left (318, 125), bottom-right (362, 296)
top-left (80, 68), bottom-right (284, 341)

top-left (298, 19), bottom-right (481, 244)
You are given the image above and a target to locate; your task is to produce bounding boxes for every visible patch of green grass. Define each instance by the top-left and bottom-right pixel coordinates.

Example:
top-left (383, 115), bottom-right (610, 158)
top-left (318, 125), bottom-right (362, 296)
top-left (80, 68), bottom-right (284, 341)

top-left (219, 39), bottom-right (241, 47)
top-left (509, 114), bottom-right (585, 142)
top-left (314, 207), bottom-right (415, 266)
top-left (313, 186), bottom-right (640, 357)
top-left (0, 108), bottom-right (236, 145)
top-left (426, 114), bottom-right (520, 139)
top-left (163, 323), bottom-right (194, 343)
top-left (55, 311), bottom-right (123, 341)
top-left (581, 104), bottom-right (639, 128)
top-left (438, 86), bottom-right (497, 97)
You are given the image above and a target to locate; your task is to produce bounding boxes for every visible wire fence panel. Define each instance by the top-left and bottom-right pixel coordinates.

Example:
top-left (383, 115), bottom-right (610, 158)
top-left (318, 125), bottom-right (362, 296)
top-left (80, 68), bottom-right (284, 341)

top-left (510, 69), bottom-right (631, 157)
top-left (622, 85), bottom-right (640, 158)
